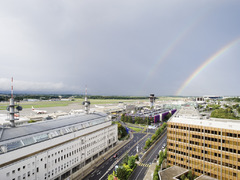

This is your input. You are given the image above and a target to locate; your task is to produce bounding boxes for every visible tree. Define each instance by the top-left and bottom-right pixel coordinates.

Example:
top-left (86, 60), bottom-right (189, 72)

top-left (135, 154), bottom-right (139, 161)
top-left (153, 165), bottom-right (160, 180)
top-left (116, 166), bottom-right (131, 180)
top-left (180, 174), bottom-right (186, 180)
top-left (151, 134), bottom-right (157, 141)
top-left (122, 155), bottom-right (129, 165)
top-left (163, 112), bottom-right (172, 121)
top-left (128, 116), bottom-right (133, 123)
top-left (121, 114), bottom-right (125, 122)
top-left (108, 174), bottom-right (114, 180)
top-left (163, 148), bottom-right (167, 159)
top-left (144, 138), bottom-right (151, 149)
top-left (128, 156), bottom-right (136, 169)
top-left (117, 123), bottom-right (127, 140)
top-left (159, 151), bottom-right (164, 165)
top-left (187, 170), bottom-right (193, 180)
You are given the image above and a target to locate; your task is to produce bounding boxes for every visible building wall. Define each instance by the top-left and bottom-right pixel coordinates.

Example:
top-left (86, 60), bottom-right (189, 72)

top-left (0, 123), bottom-right (117, 180)
top-left (167, 122), bottom-right (240, 180)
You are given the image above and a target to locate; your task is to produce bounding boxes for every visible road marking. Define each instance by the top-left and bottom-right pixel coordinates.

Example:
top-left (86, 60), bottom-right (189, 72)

top-left (146, 136), bottom-right (167, 163)
top-left (134, 166), bottom-right (146, 180)
top-left (99, 134), bottom-right (149, 180)
top-left (132, 133), bottom-right (167, 180)
top-left (138, 163), bottom-right (150, 167)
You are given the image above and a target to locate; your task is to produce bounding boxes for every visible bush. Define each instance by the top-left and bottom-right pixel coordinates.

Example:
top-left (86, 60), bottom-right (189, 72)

top-left (153, 165), bottom-right (160, 180)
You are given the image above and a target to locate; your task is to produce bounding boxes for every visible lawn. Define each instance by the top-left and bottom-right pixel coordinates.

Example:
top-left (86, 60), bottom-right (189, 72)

top-left (0, 98), bottom-right (145, 110)
top-left (128, 126), bottom-right (142, 133)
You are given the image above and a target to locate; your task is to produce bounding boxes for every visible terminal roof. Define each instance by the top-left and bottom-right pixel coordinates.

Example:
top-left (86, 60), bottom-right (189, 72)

top-left (0, 112), bottom-right (107, 143)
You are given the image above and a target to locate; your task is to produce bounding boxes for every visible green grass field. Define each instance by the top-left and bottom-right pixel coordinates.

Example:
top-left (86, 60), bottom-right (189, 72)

top-left (0, 96), bottom-right (184, 110)
top-left (0, 98), bottom-right (144, 110)
top-left (128, 126), bottom-right (142, 133)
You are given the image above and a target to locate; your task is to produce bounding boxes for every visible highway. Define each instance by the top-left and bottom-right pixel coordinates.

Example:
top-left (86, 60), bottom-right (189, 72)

top-left (83, 132), bottom-right (151, 180)
top-left (129, 132), bottom-right (167, 180)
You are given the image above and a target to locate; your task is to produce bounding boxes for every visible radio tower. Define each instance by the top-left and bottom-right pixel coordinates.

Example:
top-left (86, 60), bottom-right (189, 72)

top-left (82, 86), bottom-right (90, 114)
top-left (7, 77), bottom-right (22, 127)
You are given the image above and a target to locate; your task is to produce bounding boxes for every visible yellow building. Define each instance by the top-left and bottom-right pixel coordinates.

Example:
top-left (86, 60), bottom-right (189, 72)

top-left (167, 106), bottom-right (240, 180)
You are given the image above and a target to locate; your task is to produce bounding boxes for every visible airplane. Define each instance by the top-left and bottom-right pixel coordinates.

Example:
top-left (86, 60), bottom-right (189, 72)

top-left (32, 106), bottom-right (47, 114)
top-left (95, 105), bottom-right (105, 108)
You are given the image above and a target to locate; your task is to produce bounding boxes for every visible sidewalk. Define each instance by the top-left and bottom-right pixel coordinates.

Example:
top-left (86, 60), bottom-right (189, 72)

top-left (71, 133), bottom-right (133, 180)
top-left (143, 162), bottom-right (158, 180)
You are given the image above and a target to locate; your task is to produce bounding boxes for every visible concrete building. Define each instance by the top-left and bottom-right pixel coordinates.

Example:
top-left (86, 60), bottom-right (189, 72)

top-left (167, 106), bottom-right (240, 180)
top-left (0, 113), bottom-right (118, 180)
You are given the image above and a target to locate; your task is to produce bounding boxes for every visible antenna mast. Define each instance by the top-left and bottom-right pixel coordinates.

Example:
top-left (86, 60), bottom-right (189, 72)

top-left (82, 85), bottom-right (90, 114)
top-left (7, 77), bottom-right (22, 127)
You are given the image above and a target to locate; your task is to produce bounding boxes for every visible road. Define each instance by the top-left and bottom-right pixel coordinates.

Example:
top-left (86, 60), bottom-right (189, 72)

top-left (83, 132), bottom-right (151, 180)
top-left (129, 132), bottom-right (167, 180)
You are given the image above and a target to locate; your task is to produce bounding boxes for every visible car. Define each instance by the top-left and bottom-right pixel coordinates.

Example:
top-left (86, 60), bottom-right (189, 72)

top-left (113, 154), bottom-right (118, 158)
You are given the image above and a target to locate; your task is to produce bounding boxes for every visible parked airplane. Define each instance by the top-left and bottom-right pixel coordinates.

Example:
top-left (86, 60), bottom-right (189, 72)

top-left (32, 106), bottom-right (47, 114)
top-left (95, 105), bottom-right (105, 108)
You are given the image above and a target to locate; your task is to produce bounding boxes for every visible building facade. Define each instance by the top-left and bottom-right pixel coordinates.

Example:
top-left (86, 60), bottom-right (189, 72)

top-left (167, 107), bottom-right (240, 180)
top-left (0, 113), bottom-right (118, 180)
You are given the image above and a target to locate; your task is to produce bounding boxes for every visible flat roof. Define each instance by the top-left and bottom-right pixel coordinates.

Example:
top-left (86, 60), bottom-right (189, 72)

top-left (0, 113), bottom-right (108, 153)
top-left (159, 166), bottom-right (217, 180)
top-left (170, 107), bottom-right (240, 131)
top-left (159, 165), bottom-right (187, 179)
top-left (196, 175), bottom-right (217, 180)
top-left (0, 112), bottom-right (107, 142)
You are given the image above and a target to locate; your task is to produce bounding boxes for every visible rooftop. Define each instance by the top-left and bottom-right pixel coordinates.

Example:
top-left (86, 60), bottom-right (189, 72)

top-left (0, 112), bottom-right (108, 153)
top-left (196, 175), bottom-right (217, 180)
top-left (170, 106), bottom-right (240, 131)
top-left (159, 165), bottom-right (187, 180)
top-left (159, 166), bottom-right (217, 180)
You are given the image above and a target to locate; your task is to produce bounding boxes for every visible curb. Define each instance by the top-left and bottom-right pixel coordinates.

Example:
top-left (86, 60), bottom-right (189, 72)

top-left (140, 129), bottom-right (167, 163)
top-left (73, 132), bottom-right (133, 180)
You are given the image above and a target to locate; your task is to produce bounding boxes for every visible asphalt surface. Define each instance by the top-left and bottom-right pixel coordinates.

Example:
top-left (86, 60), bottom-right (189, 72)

top-left (83, 132), bottom-right (152, 180)
top-left (129, 132), bottom-right (167, 180)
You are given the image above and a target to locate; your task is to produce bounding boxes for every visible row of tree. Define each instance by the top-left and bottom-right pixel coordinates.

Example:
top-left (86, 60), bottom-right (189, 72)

top-left (144, 123), bottom-right (167, 150)
top-left (211, 108), bottom-right (239, 120)
top-left (225, 98), bottom-right (240, 102)
top-left (108, 155), bottom-right (138, 180)
top-left (112, 122), bottom-right (128, 140)
top-left (121, 114), bottom-right (153, 125)
top-left (0, 94), bottom-right (148, 102)
top-left (84, 95), bottom-right (148, 100)
top-left (0, 94), bottom-right (71, 101)
top-left (179, 170), bottom-right (196, 180)
top-left (153, 148), bottom-right (167, 180)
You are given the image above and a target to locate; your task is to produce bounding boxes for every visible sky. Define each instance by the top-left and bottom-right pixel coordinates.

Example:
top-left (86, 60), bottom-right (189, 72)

top-left (0, 0), bottom-right (240, 96)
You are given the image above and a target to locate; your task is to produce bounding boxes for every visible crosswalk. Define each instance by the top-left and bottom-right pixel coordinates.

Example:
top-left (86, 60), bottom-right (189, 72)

top-left (138, 163), bottom-right (150, 167)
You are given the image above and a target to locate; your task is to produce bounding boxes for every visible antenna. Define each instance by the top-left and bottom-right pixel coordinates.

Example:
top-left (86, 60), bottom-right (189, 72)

top-left (11, 77), bottom-right (13, 99)
top-left (6, 77), bottom-right (22, 127)
top-left (82, 85), bottom-right (90, 114)
top-left (85, 85), bottom-right (87, 97)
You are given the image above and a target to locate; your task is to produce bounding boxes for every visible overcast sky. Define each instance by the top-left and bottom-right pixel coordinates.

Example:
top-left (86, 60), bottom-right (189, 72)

top-left (0, 0), bottom-right (240, 96)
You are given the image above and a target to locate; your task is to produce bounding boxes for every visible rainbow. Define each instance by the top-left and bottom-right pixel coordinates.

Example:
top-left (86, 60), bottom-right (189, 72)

top-left (175, 37), bottom-right (240, 96)
top-left (141, 12), bottom-right (209, 88)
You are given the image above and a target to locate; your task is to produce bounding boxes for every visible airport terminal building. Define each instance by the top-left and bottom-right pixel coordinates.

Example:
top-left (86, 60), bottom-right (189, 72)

top-left (167, 106), bottom-right (240, 180)
top-left (0, 112), bottom-right (118, 180)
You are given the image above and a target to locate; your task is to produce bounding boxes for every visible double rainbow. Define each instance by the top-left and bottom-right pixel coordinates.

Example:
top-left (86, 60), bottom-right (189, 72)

top-left (175, 37), bottom-right (240, 96)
